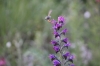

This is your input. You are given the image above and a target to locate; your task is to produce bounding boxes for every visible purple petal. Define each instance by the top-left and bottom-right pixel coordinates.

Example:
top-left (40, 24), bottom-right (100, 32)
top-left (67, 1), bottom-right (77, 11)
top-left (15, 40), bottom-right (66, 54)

top-left (49, 54), bottom-right (56, 61)
top-left (53, 46), bottom-right (60, 53)
top-left (62, 38), bottom-right (68, 43)
top-left (64, 42), bottom-right (70, 48)
top-left (63, 52), bottom-right (70, 59)
top-left (53, 60), bottom-right (61, 66)
top-left (58, 16), bottom-right (65, 23)
top-left (51, 40), bottom-right (58, 46)
top-left (53, 23), bottom-right (62, 30)
top-left (68, 55), bottom-right (74, 63)
top-left (51, 19), bottom-right (57, 24)
top-left (61, 29), bottom-right (68, 35)
top-left (54, 31), bottom-right (60, 38)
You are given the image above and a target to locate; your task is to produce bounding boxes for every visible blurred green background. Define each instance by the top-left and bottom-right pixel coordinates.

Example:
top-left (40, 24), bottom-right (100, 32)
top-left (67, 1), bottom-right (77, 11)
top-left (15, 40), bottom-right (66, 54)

top-left (0, 0), bottom-right (100, 66)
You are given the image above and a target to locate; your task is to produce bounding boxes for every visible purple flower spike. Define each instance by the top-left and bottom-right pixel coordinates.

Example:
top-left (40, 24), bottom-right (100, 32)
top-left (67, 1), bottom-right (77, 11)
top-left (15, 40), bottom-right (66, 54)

top-left (53, 46), bottom-right (60, 53)
top-left (53, 60), bottom-right (61, 66)
top-left (54, 30), bottom-right (60, 38)
top-left (62, 38), bottom-right (68, 43)
top-left (70, 64), bottom-right (75, 66)
top-left (58, 16), bottom-right (65, 23)
top-left (68, 55), bottom-right (74, 63)
top-left (51, 40), bottom-right (58, 46)
top-left (63, 52), bottom-right (70, 59)
top-left (49, 54), bottom-right (56, 61)
top-left (61, 29), bottom-right (68, 35)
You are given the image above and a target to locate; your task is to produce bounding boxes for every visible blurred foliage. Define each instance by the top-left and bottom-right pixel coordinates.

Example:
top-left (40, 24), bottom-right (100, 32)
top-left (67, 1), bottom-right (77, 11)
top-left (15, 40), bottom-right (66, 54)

top-left (0, 0), bottom-right (100, 66)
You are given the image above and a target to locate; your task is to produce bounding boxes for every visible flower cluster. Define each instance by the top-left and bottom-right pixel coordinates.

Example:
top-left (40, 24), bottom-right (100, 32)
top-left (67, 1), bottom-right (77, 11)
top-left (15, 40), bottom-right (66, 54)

top-left (48, 16), bottom-right (75, 66)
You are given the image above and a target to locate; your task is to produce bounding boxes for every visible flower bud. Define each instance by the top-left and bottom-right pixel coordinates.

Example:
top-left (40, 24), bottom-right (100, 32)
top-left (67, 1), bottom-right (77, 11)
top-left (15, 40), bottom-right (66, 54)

top-left (58, 16), bottom-right (65, 24)
top-left (53, 60), bottom-right (61, 66)
top-left (53, 46), bottom-right (60, 53)
top-left (63, 52), bottom-right (70, 59)
top-left (51, 40), bottom-right (59, 46)
top-left (49, 54), bottom-right (56, 61)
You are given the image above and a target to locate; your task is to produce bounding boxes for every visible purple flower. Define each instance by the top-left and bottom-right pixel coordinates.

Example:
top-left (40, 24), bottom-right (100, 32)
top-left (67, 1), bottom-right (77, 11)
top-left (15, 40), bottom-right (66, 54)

top-left (62, 38), bottom-right (68, 43)
top-left (51, 40), bottom-right (58, 46)
top-left (53, 60), bottom-right (61, 66)
top-left (70, 64), bottom-right (75, 66)
top-left (63, 52), bottom-right (70, 59)
top-left (51, 19), bottom-right (57, 24)
top-left (54, 30), bottom-right (60, 38)
top-left (58, 16), bottom-right (65, 23)
top-left (53, 22), bottom-right (62, 30)
top-left (49, 54), bottom-right (56, 61)
top-left (61, 29), bottom-right (68, 35)
top-left (53, 46), bottom-right (60, 53)
top-left (64, 42), bottom-right (70, 48)
top-left (68, 55), bottom-right (74, 63)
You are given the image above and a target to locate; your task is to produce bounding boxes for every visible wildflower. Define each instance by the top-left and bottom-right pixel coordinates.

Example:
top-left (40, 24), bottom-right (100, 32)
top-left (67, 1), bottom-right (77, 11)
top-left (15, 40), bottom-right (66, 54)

top-left (58, 16), bottom-right (65, 24)
top-left (61, 29), bottom-right (68, 35)
top-left (51, 40), bottom-right (58, 46)
top-left (51, 19), bottom-right (57, 24)
top-left (68, 55), bottom-right (74, 63)
top-left (53, 46), bottom-right (60, 53)
top-left (53, 60), bottom-right (61, 66)
top-left (64, 42), bottom-right (70, 48)
top-left (62, 38), bottom-right (68, 43)
top-left (53, 23), bottom-right (62, 30)
top-left (63, 52), bottom-right (70, 59)
top-left (49, 54), bottom-right (56, 61)
top-left (54, 30), bottom-right (60, 38)
top-left (45, 14), bottom-right (75, 66)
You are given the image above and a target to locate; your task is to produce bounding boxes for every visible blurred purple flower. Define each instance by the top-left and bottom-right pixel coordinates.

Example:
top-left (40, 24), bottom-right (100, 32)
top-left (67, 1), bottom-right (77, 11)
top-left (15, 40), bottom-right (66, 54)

top-left (49, 54), bottom-right (56, 61)
top-left (68, 55), bottom-right (74, 63)
top-left (51, 40), bottom-right (58, 46)
top-left (61, 29), bottom-right (68, 35)
top-left (64, 42), bottom-right (70, 48)
top-left (54, 30), bottom-right (60, 38)
top-left (53, 23), bottom-right (61, 30)
top-left (62, 38), bottom-right (68, 43)
top-left (51, 19), bottom-right (57, 24)
top-left (58, 16), bottom-right (65, 23)
top-left (53, 46), bottom-right (60, 53)
top-left (53, 60), bottom-right (61, 66)
top-left (63, 52), bottom-right (70, 59)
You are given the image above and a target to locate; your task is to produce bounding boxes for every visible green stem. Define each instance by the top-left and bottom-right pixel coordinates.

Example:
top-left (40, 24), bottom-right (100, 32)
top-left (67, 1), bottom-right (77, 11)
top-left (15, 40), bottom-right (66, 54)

top-left (59, 36), bottom-right (64, 66)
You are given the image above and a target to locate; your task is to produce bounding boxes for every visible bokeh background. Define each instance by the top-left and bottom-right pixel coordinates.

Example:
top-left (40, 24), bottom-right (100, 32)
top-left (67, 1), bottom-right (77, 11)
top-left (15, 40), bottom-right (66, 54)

top-left (0, 0), bottom-right (100, 66)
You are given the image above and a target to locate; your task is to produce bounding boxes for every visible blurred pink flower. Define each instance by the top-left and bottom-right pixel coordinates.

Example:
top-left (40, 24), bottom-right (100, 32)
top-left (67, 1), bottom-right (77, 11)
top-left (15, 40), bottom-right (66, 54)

top-left (96, 0), bottom-right (100, 2)
top-left (0, 57), bottom-right (6, 66)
